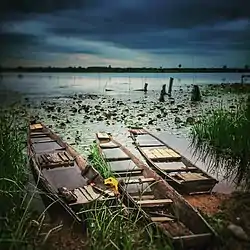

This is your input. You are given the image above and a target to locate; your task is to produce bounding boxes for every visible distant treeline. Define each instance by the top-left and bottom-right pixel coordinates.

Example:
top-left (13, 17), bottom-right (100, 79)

top-left (1, 66), bottom-right (250, 73)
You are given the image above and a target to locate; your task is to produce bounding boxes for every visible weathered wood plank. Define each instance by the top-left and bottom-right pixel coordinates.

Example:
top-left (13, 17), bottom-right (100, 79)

top-left (58, 152), bottom-right (69, 162)
top-left (30, 124), bottom-right (43, 130)
top-left (131, 195), bottom-right (155, 200)
top-left (124, 178), bottom-right (155, 184)
top-left (155, 162), bottom-right (196, 172)
top-left (102, 148), bottom-right (130, 161)
top-left (97, 132), bottom-right (110, 140)
top-left (176, 173), bottom-right (208, 181)
top-left (152, 149), bottom-right (163, 158)
top-left (151, 216), bottom-right (174, 222)
top-left (136, 199), bottom-right (173, 206)
top-left (64, 151), bottom-right (74, 161)
top-left (143, 149), bottom-right (155, 159)
top-left (100, 141), bottom-right (119, 149)
top-left (157, 148), bottom-right (171, 157)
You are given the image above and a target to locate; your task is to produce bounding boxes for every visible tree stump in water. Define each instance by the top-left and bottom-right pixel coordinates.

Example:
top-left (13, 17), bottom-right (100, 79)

top-left (191, 85), bottom-right (201, 101)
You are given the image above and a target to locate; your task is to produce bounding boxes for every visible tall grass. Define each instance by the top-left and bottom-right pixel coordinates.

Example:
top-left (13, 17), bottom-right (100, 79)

top-left (0, 106), bottom-right (53, 249)
top-left (88, 142), bottom-right (172, 250)
top-left (84, 202), bottom-right (171, 250)
top-left (191, 96), bottom-right (250, 189)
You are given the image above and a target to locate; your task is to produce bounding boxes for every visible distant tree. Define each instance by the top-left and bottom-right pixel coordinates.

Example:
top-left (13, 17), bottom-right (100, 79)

top-left (245, 65), bottom-right (249, 70)
top-left (222, 65), bottom-right (227, 69)
top-left (178, 64), bottom-right (182, 68)
top-left (108, 65), bottom-right (111, 68)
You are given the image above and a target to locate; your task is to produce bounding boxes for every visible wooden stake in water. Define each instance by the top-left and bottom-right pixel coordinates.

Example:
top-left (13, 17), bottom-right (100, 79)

top-left (159, 88), bottom-right (165, 102)
top-left (144, 83), bottom-right (148, 93)
top-left (168, 77), bottom-right (174, 96)
top-left (191, 85), bottom-right (201, 101)
top-left (162, 84), bottom-right (167, 95)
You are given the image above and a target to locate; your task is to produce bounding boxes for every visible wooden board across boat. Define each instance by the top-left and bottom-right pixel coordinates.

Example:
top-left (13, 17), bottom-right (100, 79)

top-left (96, 132), bottom-right (217, 249)
top-left (28, 123), bottom-right (118, 223)
top-left (129, 128), bottom-right (218, 195)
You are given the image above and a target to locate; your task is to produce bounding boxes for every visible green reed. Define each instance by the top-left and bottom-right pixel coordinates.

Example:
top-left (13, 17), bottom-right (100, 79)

top-left (89, 142), bottom-right (114, 178)
top-left (83, 199), bottom-right (171, 250)
top-left (191, 96), bottom-right (250, 189)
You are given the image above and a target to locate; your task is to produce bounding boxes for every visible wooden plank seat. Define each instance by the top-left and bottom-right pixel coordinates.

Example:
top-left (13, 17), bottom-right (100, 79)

top-left (155, 162), bottom-right (197, 173)
top-left (30, 133), bottom-right (50, 138)
top-left (69, 186), bottom-right (106, 205)
top-left (174, 172), bottom-right (208, 182)
top-left (124, 178), bottom-right (155, 185)
top-left (136, 199), bottom-right (173, 207)
top-left (92, 185), bottom-right (116, 197)
top-left (97, 132), bottom-right (110, 140)
top-left (30, 123), bottom-right (43, 131)
top-left (100, 141), bottom-right (119, 149)
top-left (131, 195), bottom-right (155, 200)
top-left (33, 139), bottom-right (56, 144)
top-left (129, 129), bottom-right (147, 135)
top-left (38, 151), bottom-right (74, 169)
top-left (113, 169), bottom-right (143, 177)
top-left (142, 147), bottom-right (181, 160)
top-left (151, 217), bottom-right (174, 222)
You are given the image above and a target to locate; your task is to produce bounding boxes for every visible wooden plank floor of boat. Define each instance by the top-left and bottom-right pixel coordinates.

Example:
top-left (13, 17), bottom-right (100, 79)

top-left (42, 163), bottom-right (89, 190)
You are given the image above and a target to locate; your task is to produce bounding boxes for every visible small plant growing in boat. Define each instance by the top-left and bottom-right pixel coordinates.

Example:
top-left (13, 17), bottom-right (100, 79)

top-left (89, 142), bottom-right (114, 178)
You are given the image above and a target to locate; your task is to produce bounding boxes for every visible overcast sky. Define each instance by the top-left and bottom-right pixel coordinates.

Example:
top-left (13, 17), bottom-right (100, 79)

top-left (0, 0), bottom-right (250, 67)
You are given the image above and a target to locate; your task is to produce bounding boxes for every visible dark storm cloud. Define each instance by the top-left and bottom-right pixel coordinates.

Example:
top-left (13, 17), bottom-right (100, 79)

top-left (0, 0), bottom-right (97, 19)
top-left (0, 33), bottom-right (38, 57)
top-left (44, 0), bottom-right (250, 53)
top-left (0, 32), bottom-right (102, 59)
top-left (1, 0), bottom-right (250, 66)
top-left (47, 0), bottom-right (250, 34)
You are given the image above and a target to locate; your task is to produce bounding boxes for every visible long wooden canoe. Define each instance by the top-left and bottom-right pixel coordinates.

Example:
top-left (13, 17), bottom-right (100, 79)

top-left (96, 132), bottom-right (217, 249)
top-left (129, 128), bottom-right (218, 195)
top-left (28, 123), bottom-right (117, 223)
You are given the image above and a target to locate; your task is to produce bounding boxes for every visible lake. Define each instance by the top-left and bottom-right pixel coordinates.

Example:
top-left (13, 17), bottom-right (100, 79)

top-left (0, 72), bottom-right (244, 99)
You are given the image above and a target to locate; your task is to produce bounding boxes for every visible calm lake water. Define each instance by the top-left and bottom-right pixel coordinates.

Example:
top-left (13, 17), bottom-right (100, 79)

top-left (0, 72), bottom-right (244, 98)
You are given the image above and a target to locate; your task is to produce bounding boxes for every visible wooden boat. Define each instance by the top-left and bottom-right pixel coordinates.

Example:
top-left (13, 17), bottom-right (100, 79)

top-left (129, 128), bottom-right (218, 195)
top-left (28, 123), bottom-right (117, 223)
top-left (96, 132), bottom-right (217, 249)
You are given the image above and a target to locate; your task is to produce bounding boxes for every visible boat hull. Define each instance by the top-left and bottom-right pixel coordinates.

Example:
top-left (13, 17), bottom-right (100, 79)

top-left (129, 128), bottom-right (218, 195)
top-left (96, 132), bottom-right (217, 249)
